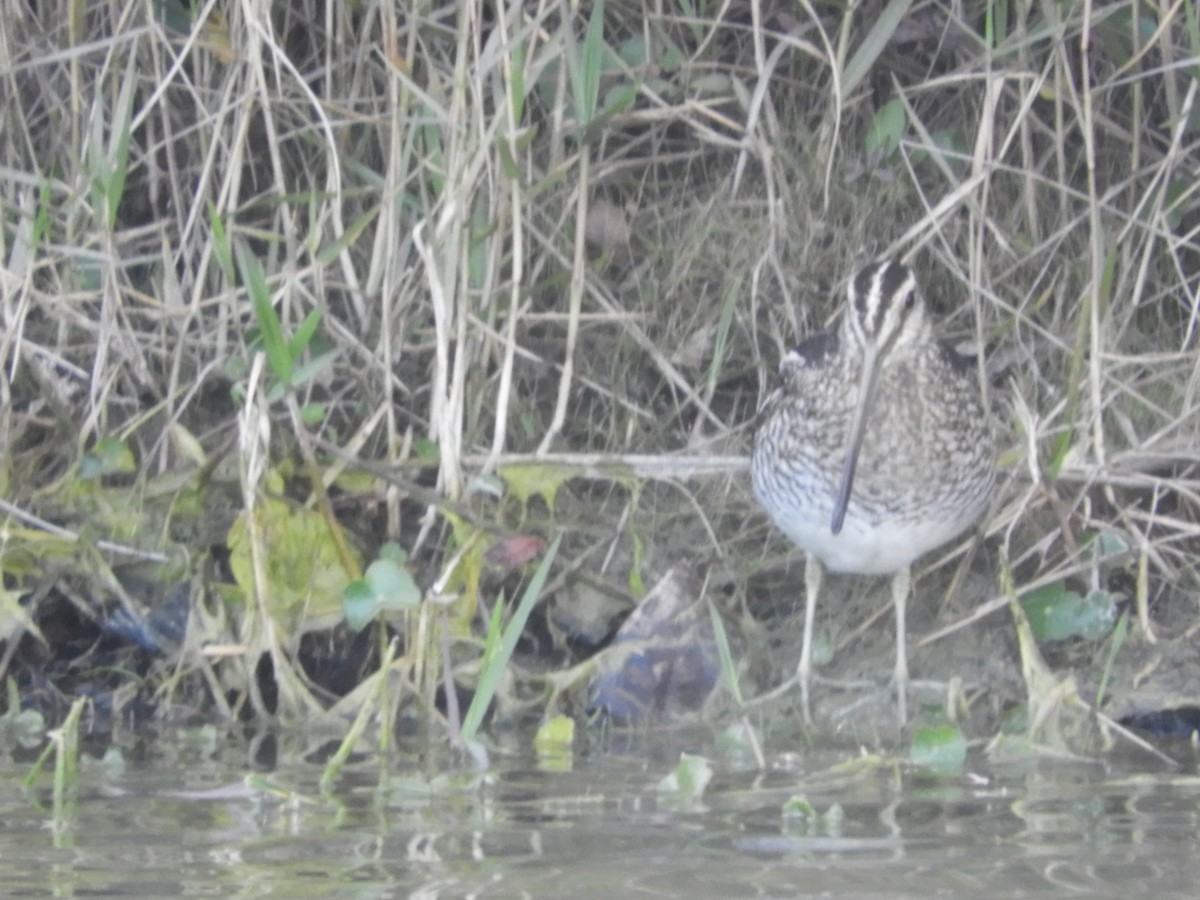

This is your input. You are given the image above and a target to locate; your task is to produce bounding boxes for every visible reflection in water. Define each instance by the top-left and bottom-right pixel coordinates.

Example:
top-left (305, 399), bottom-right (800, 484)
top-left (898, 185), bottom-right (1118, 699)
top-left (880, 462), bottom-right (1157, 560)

top-left (1, 740), bottom-right (1199, 897)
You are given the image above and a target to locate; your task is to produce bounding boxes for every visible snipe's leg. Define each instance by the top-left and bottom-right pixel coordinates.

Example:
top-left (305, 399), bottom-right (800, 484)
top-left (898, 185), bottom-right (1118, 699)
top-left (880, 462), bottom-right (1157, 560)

top-left (798, 553), bottom-right (824, 724)
top-left (890, 565), bottom-right (912, 725)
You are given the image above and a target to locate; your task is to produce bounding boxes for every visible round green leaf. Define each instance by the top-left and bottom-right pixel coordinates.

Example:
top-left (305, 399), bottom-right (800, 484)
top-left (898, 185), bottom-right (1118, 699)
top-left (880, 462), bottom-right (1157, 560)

top-left (865, 98), bottom-right (907, 160)
top-left (364, 558), bottom-right (420, 611)
top-left (342, 578), bottom-right (378, 632)
top-left (1020, 583), bottom-right (1116, 642)
top-left (378, 542), bottom-right (408, 566)
top-left (910, 724), bottom-right (967, 775)
top-left (79, 437), bottom-right (136, 480)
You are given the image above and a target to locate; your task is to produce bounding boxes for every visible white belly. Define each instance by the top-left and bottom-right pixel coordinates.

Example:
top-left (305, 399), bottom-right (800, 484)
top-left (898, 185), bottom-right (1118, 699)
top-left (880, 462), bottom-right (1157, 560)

top-left (756, 494), bottom-right (980, 574)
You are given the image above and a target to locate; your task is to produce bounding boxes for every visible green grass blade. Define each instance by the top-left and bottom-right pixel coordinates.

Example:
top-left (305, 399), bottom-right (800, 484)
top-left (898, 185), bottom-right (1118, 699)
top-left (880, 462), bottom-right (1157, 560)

top-left (708, 597), bottom-right (742, 706)
top-left (580, 0), bottom-right (605, 124)
top-left (104, 52), bottom-right (137, 229)
top-left (841, 0), bottom-right (913, 98)
top-left (565, 0), bottom-right (605, 126)
top-left (235, 241), bottom-right (292, 386)
top-left (459, 533), bottom-right (561, 745)
top-left (288, 307), bottom-right (323, 359)
top-left (208, 205), bottom-right (234, 279)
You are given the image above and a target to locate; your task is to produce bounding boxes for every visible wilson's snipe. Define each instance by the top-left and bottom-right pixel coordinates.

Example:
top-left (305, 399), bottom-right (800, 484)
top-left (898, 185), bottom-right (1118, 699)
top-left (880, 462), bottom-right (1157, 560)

top-left (752, 260), bottom-right (995, 725)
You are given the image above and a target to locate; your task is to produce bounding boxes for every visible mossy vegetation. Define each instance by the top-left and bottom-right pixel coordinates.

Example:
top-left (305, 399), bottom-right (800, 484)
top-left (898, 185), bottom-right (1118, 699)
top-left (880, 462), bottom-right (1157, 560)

top-left (0, 0), bottom-right (1196, 756)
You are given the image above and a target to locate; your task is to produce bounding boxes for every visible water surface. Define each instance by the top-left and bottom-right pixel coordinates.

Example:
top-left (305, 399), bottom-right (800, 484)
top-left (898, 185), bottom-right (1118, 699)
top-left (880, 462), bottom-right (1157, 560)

top-left (2, 730), bottom-right (1197, 898)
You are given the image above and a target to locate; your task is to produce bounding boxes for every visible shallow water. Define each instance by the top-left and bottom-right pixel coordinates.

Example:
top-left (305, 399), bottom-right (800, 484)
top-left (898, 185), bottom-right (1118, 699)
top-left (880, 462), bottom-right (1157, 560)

top-left (3, 730), bottom-right (1199, 898)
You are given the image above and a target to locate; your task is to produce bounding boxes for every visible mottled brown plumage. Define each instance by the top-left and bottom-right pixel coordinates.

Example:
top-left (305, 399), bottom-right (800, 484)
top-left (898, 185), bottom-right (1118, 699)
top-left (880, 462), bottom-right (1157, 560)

top-left (752, 260), bottom-right (994, 724)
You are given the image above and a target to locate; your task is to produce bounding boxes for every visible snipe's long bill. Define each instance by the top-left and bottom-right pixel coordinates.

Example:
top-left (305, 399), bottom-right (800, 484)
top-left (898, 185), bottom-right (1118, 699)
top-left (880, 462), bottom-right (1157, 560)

top-left (751, 260), bottom-right (995, 725)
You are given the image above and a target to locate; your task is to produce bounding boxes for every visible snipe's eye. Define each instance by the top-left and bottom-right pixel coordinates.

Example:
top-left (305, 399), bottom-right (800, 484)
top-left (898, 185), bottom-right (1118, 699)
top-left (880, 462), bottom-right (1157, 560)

top-left (904, 292), bottom-right (917, 311)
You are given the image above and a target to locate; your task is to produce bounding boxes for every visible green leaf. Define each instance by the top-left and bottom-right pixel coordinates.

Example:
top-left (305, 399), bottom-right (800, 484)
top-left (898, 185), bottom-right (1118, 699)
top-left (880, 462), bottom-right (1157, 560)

top-left (1046, 428), bottom-right (1074, 481)
top-left (104, 54), bottom-right (137, 230)
top-left (781, 796), bottom-right (844, 837)
top-left (178, 724), bottom-right (219, 754)
top-left (1095, 610), bottom-right (1129, 710)
top-left (341, 579), bottom-right (377, 632)
top-left (365, 558), bottom-right (421, 609)
top-left (79, 437), bottom-right (136, 479)
top-left (288, 307), bottom-right (323, 359)
top-left (499, 463), bottom-right (573, 509)
top-left (288, 348), bottom-right (340, 389)
top-left (379, 542), bottom-right (408, 566)
top-left (459, 533), bottom-right (562, 744)
top-left (314, 206), bottom-right (381, 266)
top-left (510, 40), bottom-right (527, 122)
top-left (227, 488), bottom-right (359, 634)
top-left (865, 98), bottom-right (907, 160)
top-left (615, 34), bottom-right (647, 67)
top-left (234, 242), bottom-right (292, 386)
top-left (565, 0), bottom-right (606, 127)
top-left (984, 0), bottom-right (1009, 47)
top-left (298, 402), bottom-right (327, 425)
top-left (155, 0), bottom-right (194, 33)
top-left (709, 600), bottom-right (742, 705)
top-left (1090, 529), bottom-right (1130, 575)
top-left (341, 555), bottom-right (420, 632)
top-left (495, 132), bottom-right (523, 182)
top-left (714, 721), bottom-right (760, 772)
top-left (534, 715), bottom-right (575, 754)
top-left (841, 0), bottom-right (913, 98)
top-left (580, 0), bottom-right (605, 123)
top-left (782, 795), bottom-right (820, 833)
top-left (909, 723), bottom-right (967, 775)
top-left (1, 679), bottom-right (45, 751)
top-left (600, 81), bottom-right (639, 120)
top-left (413, 437), bottom-right (440, 461)
top-left (657, 753), bottom-right (712, 799)
top-left (1020, 583), bottom-right (1117, 642)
